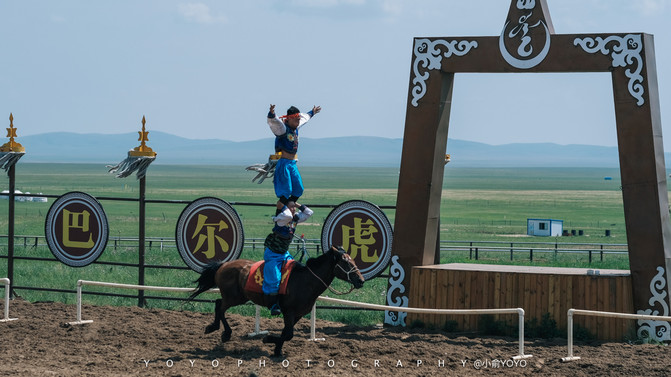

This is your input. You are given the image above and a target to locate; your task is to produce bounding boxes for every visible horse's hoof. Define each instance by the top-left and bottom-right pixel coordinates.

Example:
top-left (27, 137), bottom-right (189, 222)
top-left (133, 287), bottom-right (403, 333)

top-left (221, 332), bottom-right (231, 342)
top-left (204, 324), bottom-right (219, 334)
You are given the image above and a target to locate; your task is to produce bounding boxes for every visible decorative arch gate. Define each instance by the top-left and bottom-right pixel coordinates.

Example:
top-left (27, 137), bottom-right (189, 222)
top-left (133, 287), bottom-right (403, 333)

top-left (386, 0), bottom-right (671, 339)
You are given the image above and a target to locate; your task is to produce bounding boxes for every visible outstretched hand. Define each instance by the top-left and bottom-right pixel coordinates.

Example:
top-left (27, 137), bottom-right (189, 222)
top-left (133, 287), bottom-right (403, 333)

top-left (312, 105), bottom-right (321, 115)
top-left (269, 104), bottom-right (276, 115)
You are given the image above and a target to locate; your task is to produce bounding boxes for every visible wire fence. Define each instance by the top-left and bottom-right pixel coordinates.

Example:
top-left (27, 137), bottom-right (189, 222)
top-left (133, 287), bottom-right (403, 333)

top-left (1, 234), bottom-right (628, 265)
top-left (439, 240), bottom-right (628, 264)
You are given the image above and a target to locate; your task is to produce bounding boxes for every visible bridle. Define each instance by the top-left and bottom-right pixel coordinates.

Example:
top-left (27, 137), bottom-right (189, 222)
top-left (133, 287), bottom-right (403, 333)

top-left (306, 253), bottom-right (361, 295)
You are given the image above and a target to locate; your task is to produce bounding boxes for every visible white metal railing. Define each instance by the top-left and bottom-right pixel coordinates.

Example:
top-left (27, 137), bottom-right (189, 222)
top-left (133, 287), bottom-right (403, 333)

top-left (69, 279), bottom-right (531, 360)
top-left (315, 296), bottom-right (532, 360)
top-left (562, 308), bottom-right (671, 362)
top-left (70, 279), bottom-right (274, 337)
top-left (69, 280), bottom-right (220, 325)
top-left (69, 280), bottom-right (268, 336)
top-left (1, 278), bottom-right (18, 322)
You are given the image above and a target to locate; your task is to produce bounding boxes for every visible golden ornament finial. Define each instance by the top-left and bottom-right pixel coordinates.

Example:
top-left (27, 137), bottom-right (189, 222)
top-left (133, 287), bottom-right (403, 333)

top-left (0, 113), bottom-right (25, 153)
top-left (130, 115), bottom-right (156, 157)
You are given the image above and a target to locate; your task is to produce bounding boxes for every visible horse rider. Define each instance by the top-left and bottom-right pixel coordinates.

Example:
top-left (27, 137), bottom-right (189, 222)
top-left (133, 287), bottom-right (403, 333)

top-left (263, 201), bottom-right (314, 315)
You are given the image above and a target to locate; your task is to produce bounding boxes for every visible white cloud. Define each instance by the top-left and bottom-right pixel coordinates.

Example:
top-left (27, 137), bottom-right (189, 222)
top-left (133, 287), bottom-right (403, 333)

top-left (380, 0), bottom-right (402, 17)
top-left (276, 0), bottom-right (403, 19)
top-left (634, 0), bottom-right (667, 16)
top-left (178, 3), bottom-right (227, 24)
top-left (289, 0), bottom-right (365, 7)
top-left (49, 14), bottom-right (67, 24)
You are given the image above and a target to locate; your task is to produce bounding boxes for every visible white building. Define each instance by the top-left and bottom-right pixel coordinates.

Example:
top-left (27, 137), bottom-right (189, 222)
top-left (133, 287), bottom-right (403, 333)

top-left (0, 190), bottom-right (47, 202)
top-left (0, 189), bottom-right (22, 200)
top-left (527, 218), bottom-right (563, 237)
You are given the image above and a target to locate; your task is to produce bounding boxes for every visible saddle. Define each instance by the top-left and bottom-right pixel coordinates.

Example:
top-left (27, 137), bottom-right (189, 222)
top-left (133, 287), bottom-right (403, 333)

top-left (244, 260), bottom-right (296, 294)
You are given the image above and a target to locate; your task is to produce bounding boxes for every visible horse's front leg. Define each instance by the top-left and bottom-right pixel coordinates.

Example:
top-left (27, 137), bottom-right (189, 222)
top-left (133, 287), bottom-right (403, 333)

top-left (263, 314), bottom-right (296, 357)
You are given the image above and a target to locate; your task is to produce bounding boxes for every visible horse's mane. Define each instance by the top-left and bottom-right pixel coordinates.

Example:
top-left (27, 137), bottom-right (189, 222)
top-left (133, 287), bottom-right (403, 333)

top-left (303, 248), bottom-right (335, 269)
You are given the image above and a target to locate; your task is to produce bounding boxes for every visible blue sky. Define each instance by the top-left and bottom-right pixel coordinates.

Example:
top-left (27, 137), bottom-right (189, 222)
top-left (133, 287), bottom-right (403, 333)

top-left (1, 0), bottom-right (669, 150)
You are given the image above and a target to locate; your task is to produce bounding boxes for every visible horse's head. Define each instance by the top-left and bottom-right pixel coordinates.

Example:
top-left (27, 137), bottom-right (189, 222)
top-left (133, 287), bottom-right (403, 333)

top-left (330, 246), bottom-right (365, 289)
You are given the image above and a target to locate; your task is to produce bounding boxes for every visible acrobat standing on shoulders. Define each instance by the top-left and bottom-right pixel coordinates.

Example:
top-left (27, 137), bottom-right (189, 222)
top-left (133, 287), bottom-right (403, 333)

top-left (267, 104), bottom-right (321, 213)
top-left (262, 201), bottom-right (314, 315)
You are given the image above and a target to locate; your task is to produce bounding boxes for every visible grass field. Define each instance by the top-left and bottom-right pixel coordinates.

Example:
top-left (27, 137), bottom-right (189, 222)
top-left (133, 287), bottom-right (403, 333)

top-left (0, 163), bottom-right (652, 325)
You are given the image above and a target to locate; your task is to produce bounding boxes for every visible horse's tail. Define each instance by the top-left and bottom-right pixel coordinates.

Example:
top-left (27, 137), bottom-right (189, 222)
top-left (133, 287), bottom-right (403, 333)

top-left (186, 261), bottom-right (223, 301)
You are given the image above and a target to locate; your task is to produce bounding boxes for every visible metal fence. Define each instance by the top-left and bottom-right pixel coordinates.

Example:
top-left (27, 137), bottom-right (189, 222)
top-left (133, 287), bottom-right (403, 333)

top-left (0, 234), bottom-right (630, 309)
top-left (439, 240), bottom-right (628, 263)
top-left (0, 234), bottom-right (329, 305)
top-left (0, 164), bottom-right (633, 323)
top-left (0, 234), bottom-right (323, 256)
top-left (0, 233), bottom-right (339, 272)
top-left (0, 162), bottom-right (366, 306)
top-left (2, 234), bottom-right (628, 264)
top-left (1, 180), bottom-right (629, 307)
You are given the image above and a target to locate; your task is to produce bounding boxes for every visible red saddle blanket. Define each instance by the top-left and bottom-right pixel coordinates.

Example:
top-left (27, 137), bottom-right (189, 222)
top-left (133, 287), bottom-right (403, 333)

top-left (244, 260), bottom-right (296, 294)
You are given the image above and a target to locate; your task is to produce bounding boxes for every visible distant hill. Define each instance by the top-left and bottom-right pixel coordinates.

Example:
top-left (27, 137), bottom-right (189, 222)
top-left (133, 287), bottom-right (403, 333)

top-left (14, 131), bottom-right (660, 168)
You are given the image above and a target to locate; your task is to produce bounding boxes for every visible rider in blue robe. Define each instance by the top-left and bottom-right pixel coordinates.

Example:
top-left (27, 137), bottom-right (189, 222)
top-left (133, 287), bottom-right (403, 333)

top-left (262, 202), bottom-right (313, 315)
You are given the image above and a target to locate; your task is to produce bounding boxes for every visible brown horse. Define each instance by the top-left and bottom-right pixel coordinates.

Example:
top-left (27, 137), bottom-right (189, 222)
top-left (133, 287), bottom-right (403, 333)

top-left (187, 245), bottom-right (365, 356)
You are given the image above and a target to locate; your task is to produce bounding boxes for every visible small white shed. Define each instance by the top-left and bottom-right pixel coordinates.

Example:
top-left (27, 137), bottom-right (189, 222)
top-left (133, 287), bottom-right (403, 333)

top-left (527, 218), bottom-right (563, 237)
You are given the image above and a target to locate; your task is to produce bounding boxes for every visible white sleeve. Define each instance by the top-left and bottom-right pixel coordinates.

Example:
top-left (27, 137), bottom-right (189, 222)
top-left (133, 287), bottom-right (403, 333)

top-left (272, 206), bottom-right (313, 226)
top-left (272, 207), bottom-right (294, 227)
top-left (295, 206), bottom-right (313, 223)
top-left (296, 113), bottom-right (312, 130)
top-left (268, 116), bottom-right (286, 136)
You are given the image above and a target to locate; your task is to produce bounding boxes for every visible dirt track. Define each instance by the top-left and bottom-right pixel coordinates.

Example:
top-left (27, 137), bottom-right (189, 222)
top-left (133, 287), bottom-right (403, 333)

top-left (1, 299), bottom-right (671, 376)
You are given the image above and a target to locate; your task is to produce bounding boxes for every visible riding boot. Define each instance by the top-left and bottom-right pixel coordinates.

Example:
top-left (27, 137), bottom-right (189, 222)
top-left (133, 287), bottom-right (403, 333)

top-left (265, 294), bottom-right (282, 316)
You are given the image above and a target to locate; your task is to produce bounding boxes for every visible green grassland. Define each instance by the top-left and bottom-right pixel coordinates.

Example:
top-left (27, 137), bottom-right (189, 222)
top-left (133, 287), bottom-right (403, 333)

top-left (0, 163), bottom-right (645, 325)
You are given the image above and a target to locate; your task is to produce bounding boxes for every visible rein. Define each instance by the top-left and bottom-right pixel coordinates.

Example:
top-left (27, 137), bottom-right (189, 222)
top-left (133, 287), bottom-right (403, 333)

top-left (306, 262), bottom-right (358, 295)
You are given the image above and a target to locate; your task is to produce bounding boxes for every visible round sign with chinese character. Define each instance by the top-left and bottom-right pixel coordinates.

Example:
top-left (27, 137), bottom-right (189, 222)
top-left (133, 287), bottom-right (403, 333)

top-left (176, 197), bottom-right (244, 272)
top-left (321, 200), bottom-right (393, 280)
top-left (44, 191), bottom-right (109, 267)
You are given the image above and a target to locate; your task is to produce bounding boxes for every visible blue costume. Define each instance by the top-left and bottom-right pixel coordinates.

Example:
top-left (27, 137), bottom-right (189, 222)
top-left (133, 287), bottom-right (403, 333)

top-left (267, 109), bottom-right (316, 203)
top-left (262, 204), bottom-right (313, 315)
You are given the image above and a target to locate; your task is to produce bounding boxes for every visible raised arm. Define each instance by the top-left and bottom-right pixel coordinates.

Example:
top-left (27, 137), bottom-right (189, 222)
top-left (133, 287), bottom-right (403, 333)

top-left (294, 204), bottom-right (313, 223)
top-left (267, 103), bottom-right (285, 136)
top-left (297, 105), bottom-right (322, 129)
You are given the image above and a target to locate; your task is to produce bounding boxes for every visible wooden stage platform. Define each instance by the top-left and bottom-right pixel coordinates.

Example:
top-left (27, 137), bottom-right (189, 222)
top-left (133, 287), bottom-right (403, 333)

top-left (408, 263), bottom-right (635, 340)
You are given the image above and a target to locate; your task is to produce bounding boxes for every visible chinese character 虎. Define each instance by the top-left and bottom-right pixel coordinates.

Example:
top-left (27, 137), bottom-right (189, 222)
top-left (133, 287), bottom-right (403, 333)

top-left (341, 217), bottom-right (379, 262)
